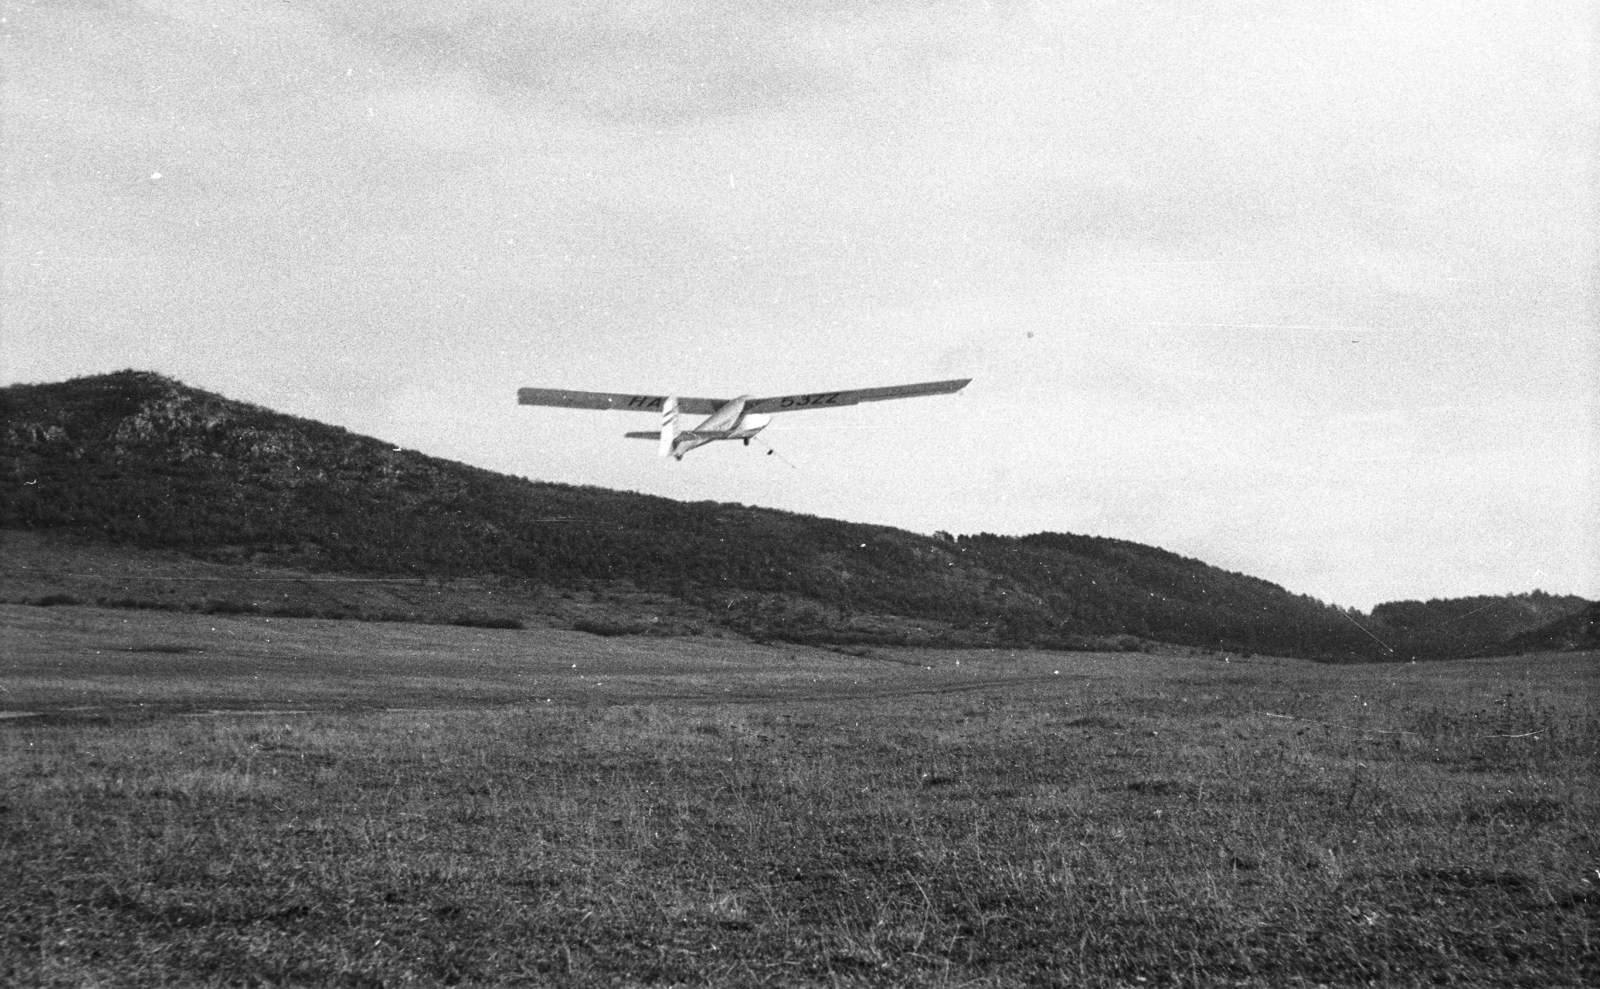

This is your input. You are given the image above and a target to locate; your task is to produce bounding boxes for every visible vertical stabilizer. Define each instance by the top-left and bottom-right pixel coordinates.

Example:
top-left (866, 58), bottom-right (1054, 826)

top-left (659, 396), bottom-right (679, 458)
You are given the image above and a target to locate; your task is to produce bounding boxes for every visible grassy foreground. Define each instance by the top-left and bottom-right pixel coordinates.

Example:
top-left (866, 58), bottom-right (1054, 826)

top-left (1, 605), bottom-right (1596, 987)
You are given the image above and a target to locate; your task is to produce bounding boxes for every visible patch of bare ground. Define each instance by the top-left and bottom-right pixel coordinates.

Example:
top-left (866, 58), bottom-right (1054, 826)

top-left (2, 604), bottom-right (1595, 987)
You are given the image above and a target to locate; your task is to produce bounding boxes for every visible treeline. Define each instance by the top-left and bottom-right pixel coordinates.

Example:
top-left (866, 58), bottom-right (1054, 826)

top-left (1, 371), bottom-right (1587, 659)
top-left (1371, 592), bottom-right (1594, 658)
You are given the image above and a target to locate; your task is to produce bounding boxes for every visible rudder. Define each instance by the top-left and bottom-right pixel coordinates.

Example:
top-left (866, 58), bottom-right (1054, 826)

top-left (659, 396), bottom-right (679, 458)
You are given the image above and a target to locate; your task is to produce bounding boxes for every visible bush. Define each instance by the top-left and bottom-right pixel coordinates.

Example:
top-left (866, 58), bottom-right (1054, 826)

top-left (450, 615), bottom-right (524, 630)
top-left (99, 597), bottom-right (176, 611)
top-left (572, 618), bottom-right (644, 637)
top-left (202, 599), bottom-right (258, 615)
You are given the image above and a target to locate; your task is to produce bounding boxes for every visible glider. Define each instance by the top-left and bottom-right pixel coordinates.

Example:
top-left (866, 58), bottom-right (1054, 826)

top-left (517, 379), bottom-right (971, 460)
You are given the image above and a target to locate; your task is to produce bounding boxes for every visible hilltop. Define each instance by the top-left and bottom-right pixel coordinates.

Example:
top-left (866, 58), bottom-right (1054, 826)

top-left (1, 371), bottom-right (1588, 659)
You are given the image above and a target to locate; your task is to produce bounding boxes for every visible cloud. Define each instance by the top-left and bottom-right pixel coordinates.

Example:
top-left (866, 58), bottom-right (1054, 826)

top-left (328, 0), bottom-right (857, 123)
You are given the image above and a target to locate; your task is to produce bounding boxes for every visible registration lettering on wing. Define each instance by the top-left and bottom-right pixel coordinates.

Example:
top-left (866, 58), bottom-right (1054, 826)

top-left (777, 392), bottom-right (843, 408)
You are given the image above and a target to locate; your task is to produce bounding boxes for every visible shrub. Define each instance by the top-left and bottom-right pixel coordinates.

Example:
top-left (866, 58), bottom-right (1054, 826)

top-left (450, 615), bottom-right (524, 630)
top-left (572, 618), bottom-right (643, 637)
top-left (99, 597), bottom-right (176, 611)
top-left (202, 599), bottom-right (258, 615)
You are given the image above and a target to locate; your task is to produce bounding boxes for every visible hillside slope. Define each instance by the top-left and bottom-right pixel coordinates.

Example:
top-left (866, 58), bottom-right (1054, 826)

top-left (1, 371), bottom-right (1583, 658)
top-left (1498, 601), bottom-right (1600, 654)
top-left (1372, 592), bottom-right (1594, 658)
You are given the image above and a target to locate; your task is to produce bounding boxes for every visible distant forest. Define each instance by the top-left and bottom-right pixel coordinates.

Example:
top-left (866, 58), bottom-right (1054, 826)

top-left (2, 371), bottom-right (1590, 659)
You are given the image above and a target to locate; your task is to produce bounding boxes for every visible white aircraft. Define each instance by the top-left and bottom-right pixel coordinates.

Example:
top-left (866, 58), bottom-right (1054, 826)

top-left (517, 379), bottom-right (971, 460)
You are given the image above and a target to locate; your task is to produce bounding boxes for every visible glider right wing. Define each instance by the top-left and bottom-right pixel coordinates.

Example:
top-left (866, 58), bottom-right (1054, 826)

top-left (742, 378), bottom-right (971, 415)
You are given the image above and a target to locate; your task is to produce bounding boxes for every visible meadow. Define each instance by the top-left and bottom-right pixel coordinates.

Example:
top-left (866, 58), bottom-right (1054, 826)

top-left (2, 603), bottom-right (1595, 987)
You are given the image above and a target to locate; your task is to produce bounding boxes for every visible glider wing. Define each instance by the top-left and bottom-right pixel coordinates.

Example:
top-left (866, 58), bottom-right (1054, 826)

top-left (743, 378), bottom-right (971, 415)
top-left (516, 389), bottom-right (724, 416)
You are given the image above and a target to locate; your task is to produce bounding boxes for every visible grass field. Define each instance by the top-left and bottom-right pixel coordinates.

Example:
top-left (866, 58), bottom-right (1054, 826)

top-left (2, 603), bottom-right (1596, 987)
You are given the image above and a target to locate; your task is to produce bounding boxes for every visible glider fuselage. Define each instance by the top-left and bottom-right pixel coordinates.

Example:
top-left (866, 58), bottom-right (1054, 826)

top-left (666, 397), bottom-right (772, 459)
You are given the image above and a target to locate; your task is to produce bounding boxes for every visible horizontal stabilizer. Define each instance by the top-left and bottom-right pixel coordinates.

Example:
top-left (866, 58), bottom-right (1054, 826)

top-left (625, 430), bottom-right (711, 441)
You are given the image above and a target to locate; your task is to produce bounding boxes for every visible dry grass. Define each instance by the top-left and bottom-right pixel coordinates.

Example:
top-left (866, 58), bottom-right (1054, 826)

top-left (2, 605), bottom-right (1596, 987)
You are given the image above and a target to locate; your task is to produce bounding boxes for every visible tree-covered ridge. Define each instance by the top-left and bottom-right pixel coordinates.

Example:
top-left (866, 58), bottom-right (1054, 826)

top-left (1498, 601), bottom-right (1600, 654)
top-left (2, 371), bottom-right (1588, 658)
top-left (1372, 592), bottom-right (1595, 658)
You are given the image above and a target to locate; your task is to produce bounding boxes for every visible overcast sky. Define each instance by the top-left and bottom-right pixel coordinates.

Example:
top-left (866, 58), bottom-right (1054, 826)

top-left (5, 0), bottom-right (1595, 610)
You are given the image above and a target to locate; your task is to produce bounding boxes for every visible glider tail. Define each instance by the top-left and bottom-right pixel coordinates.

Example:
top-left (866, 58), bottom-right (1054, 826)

top-left (658, 396), bottom-right (679, 458)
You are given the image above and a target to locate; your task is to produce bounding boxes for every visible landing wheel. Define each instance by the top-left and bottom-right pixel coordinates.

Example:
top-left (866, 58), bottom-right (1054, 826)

top-left (743, 438), bottom-right (750, 446)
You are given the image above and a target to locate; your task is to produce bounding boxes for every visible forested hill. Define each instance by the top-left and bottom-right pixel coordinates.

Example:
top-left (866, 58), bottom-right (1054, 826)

top-left (1497, 602), bottom-right (1600, 654)
top-left (1372, 593), bottom-right (1594, 659)
top-left (1, 371), bottom-right (1588, 659)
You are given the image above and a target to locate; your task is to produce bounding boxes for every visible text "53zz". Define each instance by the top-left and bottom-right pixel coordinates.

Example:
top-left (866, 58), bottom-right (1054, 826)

top-left (778, 393), bottom-right (842, 408)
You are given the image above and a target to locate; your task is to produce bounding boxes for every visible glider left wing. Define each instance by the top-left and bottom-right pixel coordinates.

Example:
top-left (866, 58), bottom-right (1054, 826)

top-left (743, 378), bottom-right (971, 415)
top-left (517, 389), bottom-right (724, 416)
